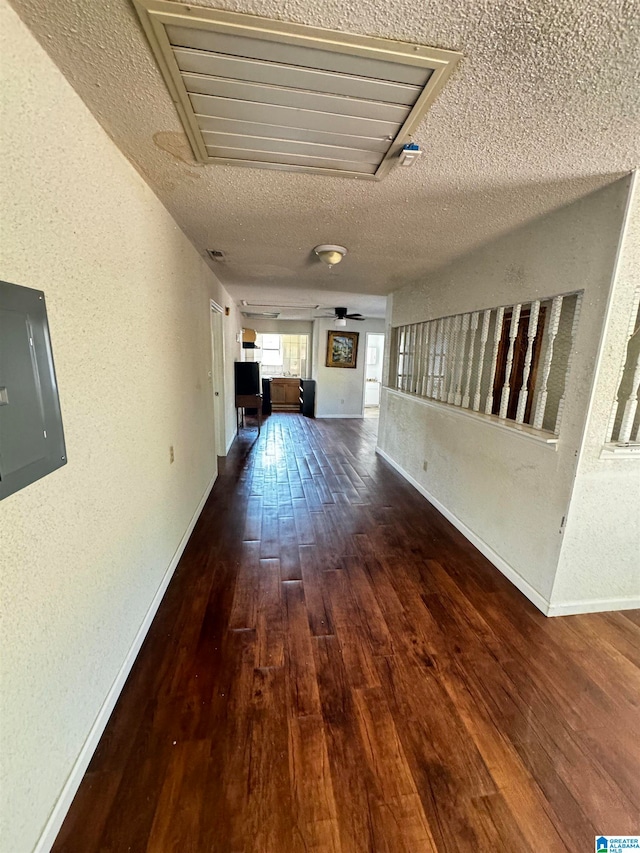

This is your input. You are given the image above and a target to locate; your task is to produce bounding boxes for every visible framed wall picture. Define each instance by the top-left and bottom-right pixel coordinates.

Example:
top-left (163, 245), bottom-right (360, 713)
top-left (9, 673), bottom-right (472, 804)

top-left (326, 330), bottom-right (359, 368)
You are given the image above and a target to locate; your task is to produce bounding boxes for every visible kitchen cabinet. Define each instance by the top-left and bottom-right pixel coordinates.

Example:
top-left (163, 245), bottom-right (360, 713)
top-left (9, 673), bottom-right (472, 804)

top-left (270, 377), bottom-right (300, 410)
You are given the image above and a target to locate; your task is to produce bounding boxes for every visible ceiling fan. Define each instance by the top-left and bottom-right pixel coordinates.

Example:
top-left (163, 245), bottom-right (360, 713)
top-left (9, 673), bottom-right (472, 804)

top-left (316, 307), bottom-right (366, 326)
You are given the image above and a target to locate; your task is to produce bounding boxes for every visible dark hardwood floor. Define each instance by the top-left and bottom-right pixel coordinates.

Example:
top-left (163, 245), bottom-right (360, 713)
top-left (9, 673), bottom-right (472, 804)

top-left (53, 414), bottom-right (640, 852)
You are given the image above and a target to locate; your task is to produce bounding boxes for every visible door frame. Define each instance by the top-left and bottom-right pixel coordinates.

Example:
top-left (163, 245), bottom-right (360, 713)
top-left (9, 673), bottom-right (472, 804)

top-left (362, 331), bottom-right (385, 412)
top-left (210, 300), bottom-right (227, 457)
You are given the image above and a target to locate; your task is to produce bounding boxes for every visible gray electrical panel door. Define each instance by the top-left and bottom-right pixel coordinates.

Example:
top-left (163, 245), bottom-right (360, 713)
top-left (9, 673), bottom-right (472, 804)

top-left (0, 281), bottom-right (67, 500)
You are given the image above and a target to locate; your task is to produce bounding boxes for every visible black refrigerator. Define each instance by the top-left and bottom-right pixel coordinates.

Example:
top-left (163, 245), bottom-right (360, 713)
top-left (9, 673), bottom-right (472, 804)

top-left (234, 361), bottom-right (260, 395)
top-left (234, 362), bottom-right (261, 416)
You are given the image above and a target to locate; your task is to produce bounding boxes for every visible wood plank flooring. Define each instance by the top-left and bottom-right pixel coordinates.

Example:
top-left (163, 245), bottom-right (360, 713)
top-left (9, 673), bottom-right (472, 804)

top-left (53, 414), bottom-right (640, 852)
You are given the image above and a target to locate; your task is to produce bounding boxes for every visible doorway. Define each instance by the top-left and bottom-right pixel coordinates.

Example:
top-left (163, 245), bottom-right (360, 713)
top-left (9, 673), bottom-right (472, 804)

top-left (210, 300), bottom-right (226, 458)
top-left (364, 333), bottom-right (385, 416)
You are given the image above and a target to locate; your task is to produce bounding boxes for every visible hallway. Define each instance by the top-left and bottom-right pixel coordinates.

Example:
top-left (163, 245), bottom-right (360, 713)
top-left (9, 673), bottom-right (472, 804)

top-left (54, 415), bottom-right (639, 852)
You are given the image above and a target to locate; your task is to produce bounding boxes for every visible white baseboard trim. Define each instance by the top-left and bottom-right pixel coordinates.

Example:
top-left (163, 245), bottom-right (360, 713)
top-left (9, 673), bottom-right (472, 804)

top-left (34, 470), bottom-right (218, 853)
top-left (318, 414), bottom-right (363, 419)
top-left (375, 446), bottom-right (552, 616)
top-left (225, 428), bottom-right (237, 454)
top-left (547, 597), bottom-right (640, 617)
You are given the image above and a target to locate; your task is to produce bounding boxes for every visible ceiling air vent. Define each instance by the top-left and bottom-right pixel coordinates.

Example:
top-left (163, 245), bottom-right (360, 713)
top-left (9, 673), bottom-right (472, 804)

top-left (207, 249), bottom-right (225, 260)
top-left (133, 0), bottom-right (462, 180)
top-left (242, 311), bottom-right (281, 319)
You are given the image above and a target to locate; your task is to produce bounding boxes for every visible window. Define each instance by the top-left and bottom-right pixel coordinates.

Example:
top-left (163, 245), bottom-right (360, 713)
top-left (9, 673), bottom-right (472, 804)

top-left (389, 291), bottom-right (582, 434)
top-left (246, 334), bottom-right (309, 378)
top-left (260, 334), bottom-right (283, 367)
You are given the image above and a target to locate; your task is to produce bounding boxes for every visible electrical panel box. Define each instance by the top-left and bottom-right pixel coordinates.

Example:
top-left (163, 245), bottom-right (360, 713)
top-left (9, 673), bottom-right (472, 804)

top-left (0, 281), bottom-right (67, 500)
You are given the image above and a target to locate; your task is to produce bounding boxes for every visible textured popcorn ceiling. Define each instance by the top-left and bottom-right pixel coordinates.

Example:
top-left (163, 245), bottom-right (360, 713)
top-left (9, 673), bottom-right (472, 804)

top-left (9, 0), bottom-right (640, 319)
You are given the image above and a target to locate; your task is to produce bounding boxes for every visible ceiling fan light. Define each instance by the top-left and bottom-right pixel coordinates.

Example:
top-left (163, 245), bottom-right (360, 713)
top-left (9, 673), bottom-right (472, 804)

top-left (335, 317), bottom-right (347, 327)
top-left (314, 244), bottom-right (347, 266)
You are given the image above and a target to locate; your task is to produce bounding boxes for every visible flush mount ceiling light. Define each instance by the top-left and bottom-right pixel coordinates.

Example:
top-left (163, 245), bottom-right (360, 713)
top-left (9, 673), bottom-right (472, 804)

top-left (133, 0), bottom-right (462, 180)
top-left (314, 245), bottom-right (347, 267)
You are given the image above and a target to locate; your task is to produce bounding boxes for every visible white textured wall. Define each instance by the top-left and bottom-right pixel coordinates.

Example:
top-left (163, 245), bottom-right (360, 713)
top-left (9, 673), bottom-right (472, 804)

top-left (551, 174), bottom-right (640, 610)
top-left (0, 4), bottom-right (239, 851)
top-left (312, 318), bottom-right (386, 417)
top-left (378, 178), bottom-right (631, 605)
